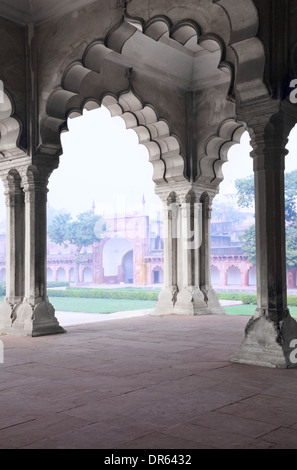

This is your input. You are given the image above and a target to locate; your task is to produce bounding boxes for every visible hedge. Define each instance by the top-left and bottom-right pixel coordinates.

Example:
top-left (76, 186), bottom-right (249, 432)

top-left (217, 292), bottom-right (257, 305)
top-left (217, 292), bottom-right (297, 307)
top-left (46, 288), bottom-right (297, 306)
top-left (48, 287), bottom-right (160, 301)
top-left (47, 282), bottom-right (70, 288)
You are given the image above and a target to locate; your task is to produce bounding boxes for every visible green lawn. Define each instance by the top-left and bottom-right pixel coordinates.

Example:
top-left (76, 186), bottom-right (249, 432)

top-left (1, 294), bottom-right (297, 318)
top-left (225, 304), bottom-right (297, 318)
top-left (49, 297), bottom-right (156, 314)
top-left (48, 298), bottom-right (297, 317)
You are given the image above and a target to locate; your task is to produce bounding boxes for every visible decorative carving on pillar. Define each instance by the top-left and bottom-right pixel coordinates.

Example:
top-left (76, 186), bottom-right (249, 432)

top-left (153, 182), bottom-right (224, 316)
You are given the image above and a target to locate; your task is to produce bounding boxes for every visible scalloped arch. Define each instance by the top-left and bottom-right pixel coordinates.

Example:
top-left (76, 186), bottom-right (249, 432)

top-left (199, 118), bottom-right (247, 186)
top-left (43, 87), bottom-right (185, 185)
top-left (0, 89), bottom-right (23, 158)
top-left (42, 2), bottom-right (267, 186)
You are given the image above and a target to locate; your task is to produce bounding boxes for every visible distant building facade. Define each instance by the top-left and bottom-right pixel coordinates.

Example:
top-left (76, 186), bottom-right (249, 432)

top-left (0, 213), bottom-right (295, 289)
top-left (210, 221), bottom-right (256, 289)
top-left (43, 207), bottom-right (164, 286)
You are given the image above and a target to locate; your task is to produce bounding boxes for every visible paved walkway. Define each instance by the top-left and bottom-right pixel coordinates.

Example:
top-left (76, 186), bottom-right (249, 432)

top-left (54, 300), bottom-right (243, 327)
top-left (1, 312), bottom-right (297, 449)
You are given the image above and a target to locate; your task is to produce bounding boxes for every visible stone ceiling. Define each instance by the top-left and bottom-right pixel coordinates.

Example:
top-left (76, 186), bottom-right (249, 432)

top-left (0, 0), bottom-right (98, 25)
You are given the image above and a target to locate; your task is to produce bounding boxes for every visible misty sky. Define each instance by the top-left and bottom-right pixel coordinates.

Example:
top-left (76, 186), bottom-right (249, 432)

top-left (0, 105), bottom-right (296, 224)
top-left (47, 106), bottom-right (255, 218)
top-left (47, 106), bottom-right (297, 217)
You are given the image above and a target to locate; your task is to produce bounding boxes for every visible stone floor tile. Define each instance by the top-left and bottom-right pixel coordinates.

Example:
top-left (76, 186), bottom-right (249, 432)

top-left (161, 422), bottom-right (272, 449)
top-left (258, 427), bottom-right (297, 449)
top-left (189, 411), bottom-right (279, 438)
top-left (124, 432), bottom-right (205, 450)
top-left (0, 414), bottom-right (90, 449)
top-left (216, 399), bottom-right (297, 427)
top-left (0, 314), bottom-right (297, 449)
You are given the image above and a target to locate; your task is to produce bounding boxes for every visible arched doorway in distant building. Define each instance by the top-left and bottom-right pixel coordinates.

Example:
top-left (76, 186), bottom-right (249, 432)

top-left (47, 268), bottom-right (53, 282)
top-left (122, 250), bottom-right (133, 284)
top-left (210, 265), bottom-right (220, 285)
top-left (152, 266), bottom-right (163, 284)
top-left (69, 267), bottom-right (75, 282)
top-left (83, 267), bottom-right (93, 283)
top-left (227, 266), bottom-right (241, 285)
top-left (248, 266), bottom-right (256, 286)
top-left (57, 267), bottom-right (66, 282)
top-left (102, 238), bottom-right (133, 284)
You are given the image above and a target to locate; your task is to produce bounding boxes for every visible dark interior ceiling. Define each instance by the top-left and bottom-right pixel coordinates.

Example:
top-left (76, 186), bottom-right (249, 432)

top-left (0, 0), bottom-right (98, 25)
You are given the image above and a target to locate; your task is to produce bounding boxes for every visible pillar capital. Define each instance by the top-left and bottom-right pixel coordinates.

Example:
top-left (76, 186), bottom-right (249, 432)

top-left (245, 107), bottom-right (297, 171)
top-left (0, 173), bottom-right (23, 208)
top-left (155, 182), bottom-right (218, 206)
top-left (20, 165), bottom-right (51, 190)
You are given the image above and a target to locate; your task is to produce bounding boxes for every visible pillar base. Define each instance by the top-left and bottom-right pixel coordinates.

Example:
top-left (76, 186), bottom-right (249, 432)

top-left (231, 310), bottom-right (297, 368)
top-left (0, 299), bottom-right (20, 333)
top-left (151, 287), bottom-right (178, 315)
top-left (0, 299), bottom-right (66, 337)
top-left (152, 286), bottom-right (225, 316)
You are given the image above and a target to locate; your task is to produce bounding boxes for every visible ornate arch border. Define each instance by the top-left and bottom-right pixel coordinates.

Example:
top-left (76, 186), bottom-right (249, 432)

top-left (41, 0), bottom-right (267, 186)
top-left (0, 88), bottom-right (24, 159)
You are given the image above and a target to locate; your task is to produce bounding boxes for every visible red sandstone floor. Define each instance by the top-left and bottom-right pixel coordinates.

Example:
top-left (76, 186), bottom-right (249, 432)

top-left (0, 313), bottom-right (297, 449)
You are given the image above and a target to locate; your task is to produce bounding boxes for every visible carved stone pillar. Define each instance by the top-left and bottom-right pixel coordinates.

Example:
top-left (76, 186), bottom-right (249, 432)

top-left (10, 165), bottom-right (65, 336)
top-left (0, 170), bottom-right (25, 332)
top-left (174, 188), bottom-right (224, 314)
top-left (153, 193), bottom-right (179, 314)
top-left (153, 184), bottom-right (224, 315)
top-left (174, 190), bottom-right (207, 314)
top-left (231, 109), bottom-right (297, 368)
top-left (199, 192), bottom-right (225, 312)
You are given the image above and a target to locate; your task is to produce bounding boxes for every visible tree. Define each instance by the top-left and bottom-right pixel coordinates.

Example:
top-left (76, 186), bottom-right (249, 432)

top-left (235, 174), bottom-right (254, 209)
top-left (286, 222), bottom-right (297, 269)
top-left (284, 169), bottom-right (297, 223)
top-left (235, 170), bottom-right (297, 223)
top-left (238, 224), bottom-right (256, 266)
top-left (48, 210), bottom-right (106, 283)
top-left (235, 170), bottom-right (297, 269)
top-left (211, 199), bottom-right (247, 224)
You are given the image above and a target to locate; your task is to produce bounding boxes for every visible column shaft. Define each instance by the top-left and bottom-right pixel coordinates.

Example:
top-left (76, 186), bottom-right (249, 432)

top-left (0, 171), bottom-right (25, 332)
top-left (174, 192), bottom-right (222, 314)
top-left (10, 167), bottom-right (65, 336)
top-left (254, 159), bottom-right (288, 320)
top-left (153, 199), bottom-right (178, 314)
top-left (199, 194), bottom-right (224, 311)
top-left (6, 185), bottom-right (25, 304)
top-left (24, 182), bottom-right (48, 304)
top-left (231, 113), bottom-right (297, 367)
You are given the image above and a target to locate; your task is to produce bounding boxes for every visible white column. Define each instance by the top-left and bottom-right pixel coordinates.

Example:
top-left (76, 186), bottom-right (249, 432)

top-left (0, 170), bottom-right (25, 332)
top-left (11, 166), bottom-right (65, 336)
top-left (174, 191), bottom-right (207, 314)
top-left (153, 196), bottom-right (179, 314)
top-left (153, 185), bottom-right (224, 316)
top-left (199, 193), bottom-right (224, 313)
